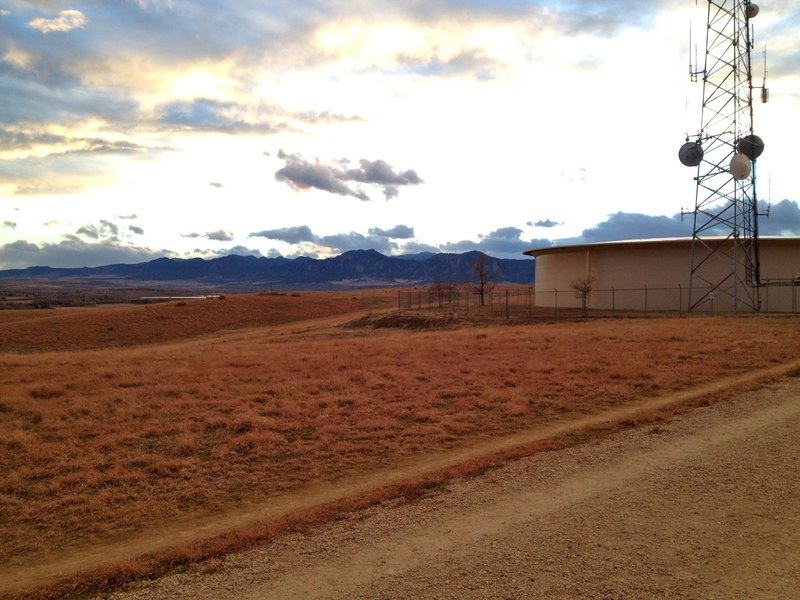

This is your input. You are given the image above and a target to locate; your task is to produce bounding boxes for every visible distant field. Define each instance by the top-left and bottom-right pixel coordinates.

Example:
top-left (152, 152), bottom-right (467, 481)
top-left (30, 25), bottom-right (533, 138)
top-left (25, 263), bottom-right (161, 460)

top-left (0, 289), bottom-right (397, 352)
top-left (1, 290), bottom-right (799, 594)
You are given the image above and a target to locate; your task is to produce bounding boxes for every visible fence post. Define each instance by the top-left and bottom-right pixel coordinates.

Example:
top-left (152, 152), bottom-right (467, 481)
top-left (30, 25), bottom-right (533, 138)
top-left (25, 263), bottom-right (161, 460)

top-left (644, 285), bottom-right (648, 318)
top-left (554, 288), bottom-right (558, 320)
top-left (678, 284), bottom-right (682, 317)
top-left (506, 290), bottom-right (510, 319)
top-left (611, 286), bottom-right (615, 318)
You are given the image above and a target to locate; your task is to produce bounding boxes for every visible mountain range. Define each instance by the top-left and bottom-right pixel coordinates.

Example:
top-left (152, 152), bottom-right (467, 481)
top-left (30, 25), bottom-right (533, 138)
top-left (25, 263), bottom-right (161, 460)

top-left (0, 250), bottom-right (534, 289)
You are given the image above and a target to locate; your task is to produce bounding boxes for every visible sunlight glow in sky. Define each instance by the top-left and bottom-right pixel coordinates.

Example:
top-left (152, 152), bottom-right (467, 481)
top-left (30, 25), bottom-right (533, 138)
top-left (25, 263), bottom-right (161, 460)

top-left (1, 0), bottom-right (799, 268)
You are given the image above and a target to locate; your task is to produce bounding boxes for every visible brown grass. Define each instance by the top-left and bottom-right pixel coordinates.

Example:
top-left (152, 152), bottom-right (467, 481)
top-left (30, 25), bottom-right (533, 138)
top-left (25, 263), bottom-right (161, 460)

top-left (1, 291), bottom-right (799, 594)
top-left (0, 289), bottom-right (397, 352)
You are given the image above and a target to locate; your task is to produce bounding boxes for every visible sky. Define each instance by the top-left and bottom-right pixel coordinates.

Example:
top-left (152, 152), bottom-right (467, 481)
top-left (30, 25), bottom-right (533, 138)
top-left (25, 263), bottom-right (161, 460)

top-left (1, 0), bottom-right (799, 269)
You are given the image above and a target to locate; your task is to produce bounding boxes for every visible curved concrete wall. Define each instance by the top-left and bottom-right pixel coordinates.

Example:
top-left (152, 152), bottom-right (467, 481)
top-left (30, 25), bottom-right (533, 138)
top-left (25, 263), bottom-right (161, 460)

top-left (529, 238), bottom-right (800, 313)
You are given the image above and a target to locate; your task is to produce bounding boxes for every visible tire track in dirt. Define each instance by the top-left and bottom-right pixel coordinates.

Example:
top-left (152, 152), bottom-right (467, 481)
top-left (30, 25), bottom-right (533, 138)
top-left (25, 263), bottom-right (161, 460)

top-left (2, 360), bottom-right (799, 598)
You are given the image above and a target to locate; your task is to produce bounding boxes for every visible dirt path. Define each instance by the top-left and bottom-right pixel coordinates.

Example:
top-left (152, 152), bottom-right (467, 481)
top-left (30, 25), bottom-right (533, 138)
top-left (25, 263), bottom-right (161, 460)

top-left (98, 372), bottom-right (800, 599)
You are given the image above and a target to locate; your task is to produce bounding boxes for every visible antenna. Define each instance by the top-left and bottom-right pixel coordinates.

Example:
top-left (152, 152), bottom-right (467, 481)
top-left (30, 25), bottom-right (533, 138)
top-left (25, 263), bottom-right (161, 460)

top-left (688, 24), bottom-right (701, 83)
top-left (677, 1), bottom-right (768, 313)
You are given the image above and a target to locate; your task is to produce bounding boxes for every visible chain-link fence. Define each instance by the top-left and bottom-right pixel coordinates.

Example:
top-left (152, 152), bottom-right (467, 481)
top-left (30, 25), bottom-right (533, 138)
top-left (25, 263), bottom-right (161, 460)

top-left (398, 283), bottom-right (800, 317)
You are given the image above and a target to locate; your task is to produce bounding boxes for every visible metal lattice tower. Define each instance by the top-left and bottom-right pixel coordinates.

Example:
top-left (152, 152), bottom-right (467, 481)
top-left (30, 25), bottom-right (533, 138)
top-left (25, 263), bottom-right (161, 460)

top-left (680, 0), bottom-right (766, 312)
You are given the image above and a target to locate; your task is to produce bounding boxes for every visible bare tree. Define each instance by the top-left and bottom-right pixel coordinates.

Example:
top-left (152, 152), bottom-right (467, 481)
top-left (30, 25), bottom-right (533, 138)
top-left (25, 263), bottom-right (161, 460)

top-left (429, 280), bottom-right (457, 308)
top-left (471, 254), bottom-right (498, 307)
top-left (570, 277), bottom-right (595, 317)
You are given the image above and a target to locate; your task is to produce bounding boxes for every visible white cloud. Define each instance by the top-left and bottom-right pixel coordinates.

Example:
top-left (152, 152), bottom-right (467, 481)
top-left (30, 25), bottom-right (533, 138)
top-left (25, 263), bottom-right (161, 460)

top-left (28, 10), bottom-right (88, 34)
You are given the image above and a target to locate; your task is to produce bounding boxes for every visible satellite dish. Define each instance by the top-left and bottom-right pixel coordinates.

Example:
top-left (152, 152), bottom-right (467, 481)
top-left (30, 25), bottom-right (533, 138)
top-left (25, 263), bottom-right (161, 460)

top-left (738, 134), bottom-right (765, 160)
top-left (679, 141), bottom-right (704, 167)
top-left (746, 4), bottom-right (759, 18)
top-left (730, 153), bottom-right (752, 180)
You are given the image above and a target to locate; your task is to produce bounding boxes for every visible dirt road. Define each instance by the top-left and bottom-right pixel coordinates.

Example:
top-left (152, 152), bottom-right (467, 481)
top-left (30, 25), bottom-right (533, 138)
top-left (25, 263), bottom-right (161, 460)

top-left (99, 376), bottom-right (800, 599)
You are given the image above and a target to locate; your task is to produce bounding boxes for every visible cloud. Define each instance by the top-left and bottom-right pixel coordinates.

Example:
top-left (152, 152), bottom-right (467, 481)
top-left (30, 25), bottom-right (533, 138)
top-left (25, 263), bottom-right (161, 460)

top-left (529, 219), bottom-right (561, 228)
top-left (0, 238), bottom-right (168, 269)
top-left (368, 225), bottom-right (415, 239)
top-left (28, 10), bottom-right (88, 34)
top-left (3, 221), bottom-right (16, 229)
top-left (247, 224), bottom-right (413, 254)
top-left (761, 200), bottom-right (800, 235)
top-left (0, 128), bottom-right (67, 152)
top-left (194, 245), bottom-right (264, 259)
top-left (209, 182), bottom-right (224, 188)
top-left (75, 220), bottom-right (120, 240)
top-left (118, 214), bottom-right (138, 220)
top-left (275, 151), bottom-right (423, 201)
top-left (76, 225), bottom-right (100, 239)
top-left (183, 230), bottom-right (236, 242)
top-left (341, 159), bottom-right (423, 186)
top-left (318, 232), bottom-right (397, 254)
top-left (156, 99), bottom-right (279, 134)
top-left (396, 48), bottom-right (503, 80)
top-left (574, 212), bottom-right (692, 243)
top-left (129, 225), bottom-right (144, 235)
top-left (249, 225), bottom-right (317, 244)
top-left (399, 241), bottom-right (442, 255)
top-left (205, 230), bottom-right (234, 242)
top-left (438, 226), bottom-right (544, 258)
top-left (275, 152), bottom-right (370, 201)
top-left (0, 138), bottom-right (152, 194)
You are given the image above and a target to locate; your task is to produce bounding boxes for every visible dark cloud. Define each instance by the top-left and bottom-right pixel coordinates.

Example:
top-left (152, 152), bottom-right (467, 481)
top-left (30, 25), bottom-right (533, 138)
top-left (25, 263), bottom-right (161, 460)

top-left (529, 219), bottom-right (561, 228)
top-left (247, 224), bottom-right (417, 254)
top-left (129, 225), bottom-right (144, 235)
top-left (76, 225), bottom-right (99, 239)
top-left (0, 128), bottom-right (65, 151)
top-left (100, 219), bottom-right (119, 235)
top-left (0, 238), bottom-right (169, 269)
top-left (318, 232), bottom-right (396, 254)
top-left (75, 220), bottom-right (119, 241)
top-left (205, 230), bottom-right (234, 242)
top-left (368, 225), bottom-right (415, 239)
top-left (574, 212), bottom-right (692, 243)
top-left (249, 225), bottom-right (317, 244)
top-left (3, 221), bottom-right (16, 229)
top-left (760, 200), bottom-right (800, 235)
top-left (399, 241), bottom-right (442, 255)
top-left (341, 159), bottom-right (423, 186)
top-left (275, 151), bottom-right (422, 201)
top-left (118, 214), bottom-right (138, 220)
top-left (209, 181), bottom-right (224, 188)
top-left (440, 226), bottom-right (542, 258)
top-left (275, 152), bottom-right (370, 201)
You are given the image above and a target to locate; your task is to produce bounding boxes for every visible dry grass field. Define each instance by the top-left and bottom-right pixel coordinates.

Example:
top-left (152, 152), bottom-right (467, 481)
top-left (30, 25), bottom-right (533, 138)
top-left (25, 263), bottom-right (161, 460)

top-left (1, 289), bottom-right (799, 596)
